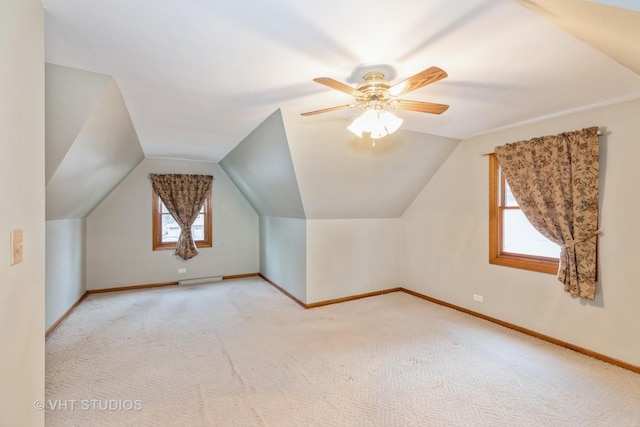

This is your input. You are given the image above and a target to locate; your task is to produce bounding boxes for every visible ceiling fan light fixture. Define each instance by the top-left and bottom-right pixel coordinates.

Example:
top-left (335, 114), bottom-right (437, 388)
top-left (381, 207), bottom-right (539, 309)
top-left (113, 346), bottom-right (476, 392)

top-left (380, 110), bottom-right (403, 134)
top-left (370, 127), bottom-right (388, 139)
top-left (347, 120), bottom-right (364, 138)
top-left (347, 116), bottom-right (366, 138)
top-left (348, 108), bottom-right (402, 139)
top-left (303, 65), bottom-right (448, 140)
top-left (348, 108), bottom-right (375, 137)
top-left (368, 111), bottom-right (388, 139)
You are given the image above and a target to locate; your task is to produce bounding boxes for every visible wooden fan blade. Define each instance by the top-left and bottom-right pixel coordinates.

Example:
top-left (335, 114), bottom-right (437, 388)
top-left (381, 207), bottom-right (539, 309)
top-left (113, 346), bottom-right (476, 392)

top-left (388, 66), bottom-right (448, 97)
top-left (393, 100), bottom-right (449, 114)
top-left (313, 77), bottom-right (365, 97)
top-left (300, 104), bottom-right (354, 116)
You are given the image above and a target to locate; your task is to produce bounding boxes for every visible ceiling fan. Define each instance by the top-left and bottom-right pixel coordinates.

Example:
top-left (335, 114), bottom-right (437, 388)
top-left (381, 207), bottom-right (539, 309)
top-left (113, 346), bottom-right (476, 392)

top-left (301, 66), bottom-right (449, 139)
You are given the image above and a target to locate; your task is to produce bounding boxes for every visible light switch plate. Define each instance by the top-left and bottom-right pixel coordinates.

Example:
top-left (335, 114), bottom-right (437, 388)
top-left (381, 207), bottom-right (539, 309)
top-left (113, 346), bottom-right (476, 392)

top-left (10, 229), bottom-right (23, 265)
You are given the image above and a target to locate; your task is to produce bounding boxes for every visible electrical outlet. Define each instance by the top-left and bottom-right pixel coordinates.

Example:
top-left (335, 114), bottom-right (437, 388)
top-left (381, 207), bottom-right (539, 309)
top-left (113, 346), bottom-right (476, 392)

top-left (178, 268), bottom-right (187, 274)
top-left (473, 294), bottom-right (484, 302)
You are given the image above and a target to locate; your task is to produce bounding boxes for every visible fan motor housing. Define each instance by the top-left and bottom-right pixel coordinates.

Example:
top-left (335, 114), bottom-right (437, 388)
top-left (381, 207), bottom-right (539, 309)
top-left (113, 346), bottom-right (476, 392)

top-left (355, 72), bottom-right (394, 106)
top-left (301, 65), bottom-right (448, 117)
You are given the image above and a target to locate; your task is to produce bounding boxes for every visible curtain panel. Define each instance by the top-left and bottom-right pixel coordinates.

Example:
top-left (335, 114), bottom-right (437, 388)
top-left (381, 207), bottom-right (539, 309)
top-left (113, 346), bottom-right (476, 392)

top-left (149, 174), bottom-right (214, 260)
top-left (494, 127), bottom-right (600, 299)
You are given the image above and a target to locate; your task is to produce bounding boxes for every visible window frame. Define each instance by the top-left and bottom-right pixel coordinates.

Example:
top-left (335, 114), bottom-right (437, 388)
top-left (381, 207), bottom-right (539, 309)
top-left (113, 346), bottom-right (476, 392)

top-left (152, 188), bottom-right (212, 251)
top-left (488, 154), bottom-right (558, 274)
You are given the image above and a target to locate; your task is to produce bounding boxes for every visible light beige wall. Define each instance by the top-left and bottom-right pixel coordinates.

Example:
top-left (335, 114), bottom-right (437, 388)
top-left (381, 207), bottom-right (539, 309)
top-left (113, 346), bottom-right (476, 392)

top-left (0, 0), bottom-right (45, 425)
top-left (222, 109), bottom-right (308, 301)
top-left (260, 218), bottom-right (402, 305)
top-left (306, 219), bottom-right (401, 303)
top-left (46, 219), bottom-right (86, 330)
top-left (260, 216), bottom-right (307, 302)
top-left (86, 158), bottom-right (259, 290)
top-left (402, 99), bottom-right (640, 367)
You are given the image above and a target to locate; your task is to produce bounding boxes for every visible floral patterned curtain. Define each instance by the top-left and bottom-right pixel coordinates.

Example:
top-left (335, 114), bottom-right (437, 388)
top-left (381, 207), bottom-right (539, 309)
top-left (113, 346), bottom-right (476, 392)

top-left (149, 174), bottom-right (213, 260)
top-left (494, 127), bottom-right (600, 299)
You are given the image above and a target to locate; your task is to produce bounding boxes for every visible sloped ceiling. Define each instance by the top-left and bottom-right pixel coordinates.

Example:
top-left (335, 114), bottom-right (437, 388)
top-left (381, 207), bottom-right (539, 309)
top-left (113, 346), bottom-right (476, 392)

top-left (220, 110), bottom-right (306, 219)
top-left (46, 66), bottom-right (144, 220)
top-left (220, 109), bottom-right (459, 220)
top-left (280, 110), bottom-right (459, 219)
top-left (517, 0), bottom-right (640, 75)
top-left (43, 0), bottom-right (640, 162)
top-left (45, 64), bottom-right (111, 183)
top-left (42, 0), bottom-right (640, 222)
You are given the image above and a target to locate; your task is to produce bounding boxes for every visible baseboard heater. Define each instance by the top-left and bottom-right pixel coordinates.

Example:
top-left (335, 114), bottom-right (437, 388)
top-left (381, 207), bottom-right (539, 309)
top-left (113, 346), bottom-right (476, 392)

top-left (178, 276), bottom-right (223, 286)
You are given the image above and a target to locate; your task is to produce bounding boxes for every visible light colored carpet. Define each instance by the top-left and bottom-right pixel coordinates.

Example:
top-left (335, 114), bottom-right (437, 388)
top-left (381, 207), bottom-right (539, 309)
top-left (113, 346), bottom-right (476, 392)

top-left (46, 277), bottom-right (640, 426)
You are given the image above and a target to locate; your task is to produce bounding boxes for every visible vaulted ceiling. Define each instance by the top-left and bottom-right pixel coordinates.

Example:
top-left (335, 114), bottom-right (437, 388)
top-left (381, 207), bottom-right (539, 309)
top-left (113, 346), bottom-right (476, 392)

top-left (220, 110), bottom-right (459, 219)
top-left (45, 64), bottom-right (144, 220)
top-left (44, 0), bottom-right (640, 163)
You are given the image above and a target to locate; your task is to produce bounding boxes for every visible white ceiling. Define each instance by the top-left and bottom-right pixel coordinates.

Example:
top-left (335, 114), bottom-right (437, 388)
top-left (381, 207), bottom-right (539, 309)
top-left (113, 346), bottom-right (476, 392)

top-left (43, 0), bottom-right (640, 162)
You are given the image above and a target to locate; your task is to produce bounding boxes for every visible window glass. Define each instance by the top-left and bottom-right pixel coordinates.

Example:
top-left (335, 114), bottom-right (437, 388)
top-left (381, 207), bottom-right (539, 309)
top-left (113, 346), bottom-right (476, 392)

top-left (191, 214), bottom-right (205, 241)
top-left (153, 190), bottom-right (212, 251)
top-left (502, 209), bottom-right (560, 258)
top-left (159, 202), bottom-right (205, 244)
top-left (504, 181), bottom-right (518, 207)
top-left (489, 154), bottom-right (558, 274)
top-left (161, 212), bottom-right (180, 242)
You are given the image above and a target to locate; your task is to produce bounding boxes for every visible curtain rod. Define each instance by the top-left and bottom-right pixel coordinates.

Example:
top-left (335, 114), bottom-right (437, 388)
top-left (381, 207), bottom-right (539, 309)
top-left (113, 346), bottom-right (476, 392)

top-left (479, 130), bottom-right (602, 156)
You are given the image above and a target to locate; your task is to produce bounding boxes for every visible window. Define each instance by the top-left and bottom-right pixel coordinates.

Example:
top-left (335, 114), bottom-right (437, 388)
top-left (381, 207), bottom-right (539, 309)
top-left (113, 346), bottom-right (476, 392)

top-left (152, 188), bottom-right (212, 250)
top-left (489, 154), bottom-right (559, 274)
